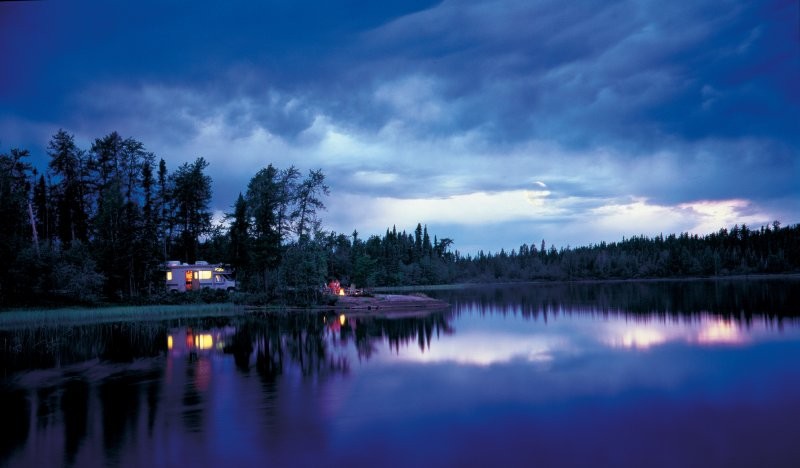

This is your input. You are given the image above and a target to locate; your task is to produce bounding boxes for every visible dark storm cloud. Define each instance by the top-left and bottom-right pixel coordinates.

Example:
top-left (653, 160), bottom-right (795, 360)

top-left (0, 1), bottom-right (439, 133)
top-left (344, 0), bottom-right (799, 149)
top-left (4, 0), bottom-right (794, 153)
top-left (0, 0), bottom-right (797, 251)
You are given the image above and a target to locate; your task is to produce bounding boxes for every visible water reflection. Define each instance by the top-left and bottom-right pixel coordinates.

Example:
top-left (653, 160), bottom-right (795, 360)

top-left (1, 279), bottom-right (799, 467)
top-left (0, 389), bottom-right (29, 461)
top-left (602, 317), bottom-right (752, 349)
top-left (417, 279), bottom-right (800, 365)
top-left (428, 278), bottom-right (800, 320)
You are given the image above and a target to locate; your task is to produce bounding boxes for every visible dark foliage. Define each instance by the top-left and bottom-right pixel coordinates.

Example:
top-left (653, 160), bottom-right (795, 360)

top-left (1, 131), bottom-right (798, 307)
top-left (320, 222), bottom-right (800, 286)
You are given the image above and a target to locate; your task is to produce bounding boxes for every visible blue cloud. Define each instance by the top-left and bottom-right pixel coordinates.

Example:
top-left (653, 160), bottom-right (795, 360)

top-left (0, 0), bottom-right (796, 253)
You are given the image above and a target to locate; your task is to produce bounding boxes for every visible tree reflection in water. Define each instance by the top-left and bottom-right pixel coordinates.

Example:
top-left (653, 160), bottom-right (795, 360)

top-left (430, 278), bottom-right (800, 324)
top-left (0, 309), bottom-right (454, 466)
top-left (0, 388), bottom-right (29, 460)
top-left (1, 278), bottom-right (798, 466)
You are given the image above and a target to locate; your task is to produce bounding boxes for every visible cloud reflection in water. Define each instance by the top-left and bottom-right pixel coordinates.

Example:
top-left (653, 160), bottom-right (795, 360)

top-left (385, 311), bottom-right (794, 368)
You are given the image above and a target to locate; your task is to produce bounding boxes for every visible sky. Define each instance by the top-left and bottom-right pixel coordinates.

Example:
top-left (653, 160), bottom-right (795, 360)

top-left (1, 0), bottom-right (798, 254)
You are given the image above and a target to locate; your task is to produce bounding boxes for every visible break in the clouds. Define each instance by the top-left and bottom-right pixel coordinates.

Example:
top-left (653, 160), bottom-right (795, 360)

top-left (1, 0), bottom-right (797, 254)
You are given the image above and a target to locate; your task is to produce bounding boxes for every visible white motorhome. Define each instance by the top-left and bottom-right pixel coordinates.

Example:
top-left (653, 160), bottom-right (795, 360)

top-left (165, 261), bottom-right (236, 292)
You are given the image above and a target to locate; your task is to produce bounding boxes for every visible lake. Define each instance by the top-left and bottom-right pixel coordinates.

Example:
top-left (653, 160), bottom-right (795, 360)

top-left (2, 278), bottom-right (800, 467)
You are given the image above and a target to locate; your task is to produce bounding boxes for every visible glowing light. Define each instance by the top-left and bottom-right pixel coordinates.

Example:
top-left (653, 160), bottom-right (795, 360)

top-left (194, 334), bottom-right (214, 350)
top-left (166, 271), bottom-right (173, 281)
top-left (339, 314), bottom-right (346, 326)
top-left (338, 288), bottom-right (345, 296)
top-left (167, 335), bottom-right (173, 350)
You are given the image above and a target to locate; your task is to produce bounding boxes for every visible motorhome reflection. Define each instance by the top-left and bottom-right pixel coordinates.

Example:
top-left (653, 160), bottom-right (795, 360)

top-left (165, 260), bottom-right (236, 292)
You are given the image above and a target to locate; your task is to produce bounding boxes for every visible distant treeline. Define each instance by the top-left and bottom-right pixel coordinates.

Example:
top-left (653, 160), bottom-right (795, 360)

top-left (2, 130), bottom-right (798, 306)
top-left (317, 221), bottom-right (800, 287)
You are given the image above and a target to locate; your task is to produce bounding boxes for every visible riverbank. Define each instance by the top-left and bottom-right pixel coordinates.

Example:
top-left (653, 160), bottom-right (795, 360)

top-left (0, 303), bottom-right (240, 329)
top-left (241, 293), bottom-right (450, 317)
top-left (4, 273), bottom-right (797, 327)
top-left (0, 293), bottom-right (450, 328)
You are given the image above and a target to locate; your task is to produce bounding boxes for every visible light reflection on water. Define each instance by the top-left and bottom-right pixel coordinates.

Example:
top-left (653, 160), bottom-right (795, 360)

top-left (2, 279), bottom-right (800, 467)
top-left (390, 311), bottom-right (797, 368)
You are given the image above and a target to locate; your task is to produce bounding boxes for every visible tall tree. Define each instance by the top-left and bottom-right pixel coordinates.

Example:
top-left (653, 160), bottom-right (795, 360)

top-left (293, 169), bottom-right (329, 241)
top-left (48, 130), bottom-right (89, 244)
top-left (422, 225), bottom-right (432, 257)
top-left (88, 133), bottom-right (154, 298)
top-left (228, 193), bottom-right (250, 273)
top-left (156, 158), bottom-right (172, 260)
top-left (246, 164), bottom-right (282, 292)
top-left (89, 132), bottom-right (126, 297)
top-left (275, 166), bottom-right (300, 242)
top-left (0, 148), bottom-right (34, 302)
top-left (89, 131), bottom-right (123, 189)
top-left (414, 223), bottom-right (423, 260)
top-left (171, 157), bottom-right (212, 264)
top-left (32, 174), bottom-right (53, 244)
top-left (139, 157), bottom-right (161, 294)
top-left (280, 237), bottom-right (328, 305)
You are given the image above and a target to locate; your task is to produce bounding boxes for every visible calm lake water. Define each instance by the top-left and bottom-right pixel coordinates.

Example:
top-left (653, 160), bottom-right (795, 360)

top-left (2, 279), bottom-right (800, 467)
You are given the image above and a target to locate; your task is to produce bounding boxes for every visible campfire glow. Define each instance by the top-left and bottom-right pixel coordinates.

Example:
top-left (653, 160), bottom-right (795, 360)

top-left (338, 288), bottom-right (345, 296)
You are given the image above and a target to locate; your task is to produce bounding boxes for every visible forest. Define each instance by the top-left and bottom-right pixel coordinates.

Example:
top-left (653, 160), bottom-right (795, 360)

top-left (2, 130), bottom-right (799, 307)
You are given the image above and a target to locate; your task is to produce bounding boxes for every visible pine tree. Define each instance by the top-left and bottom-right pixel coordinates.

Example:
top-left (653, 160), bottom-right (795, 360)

top-left (48, 130), bottom-right (89, 244)
top-left (171, 157), bottom-right (212, 264)
top-left (228, 193), bottom-right (250, 273)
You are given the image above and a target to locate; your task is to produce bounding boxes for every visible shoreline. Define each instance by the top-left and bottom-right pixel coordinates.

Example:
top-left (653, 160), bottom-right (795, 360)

top-left (2, 273), bottom-right (797, 325)
top-left (243, 293), bottom-right (451, 316)
top-left (0, 303), bottom-right (240, 329)
top-left (371, 272), bottom-right (800, 293)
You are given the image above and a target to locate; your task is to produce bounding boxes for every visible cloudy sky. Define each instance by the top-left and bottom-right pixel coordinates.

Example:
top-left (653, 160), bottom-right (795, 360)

top-left (1, 0), bottom-right (798, 254)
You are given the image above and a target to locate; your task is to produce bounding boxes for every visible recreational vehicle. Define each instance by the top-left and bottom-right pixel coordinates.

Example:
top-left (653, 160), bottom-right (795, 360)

top-left (165, 261), bottom-right (236, 292)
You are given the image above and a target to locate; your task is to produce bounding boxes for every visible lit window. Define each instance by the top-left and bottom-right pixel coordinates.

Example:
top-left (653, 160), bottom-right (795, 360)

top-left (199, 270), bottom-right (212, 280)
top-left (166, 271), bottom-right (173, 281)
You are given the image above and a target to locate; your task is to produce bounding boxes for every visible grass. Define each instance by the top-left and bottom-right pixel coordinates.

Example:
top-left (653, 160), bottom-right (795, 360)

top-left (0, 303), bottom-right (242, 330)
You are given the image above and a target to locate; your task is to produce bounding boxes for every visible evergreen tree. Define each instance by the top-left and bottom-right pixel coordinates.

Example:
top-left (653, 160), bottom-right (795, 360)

top-left (32, 174), bottom-right (52, 244)
top-left (48, 130), bottom-right (89, 244)
top-left (422, 225), bottom-right (432, 257)
top-left (246, 164), bottom-right (283, 292)
top-left (0, 148), bottom-right (34, 302)
top-left (414, 223), bottom-right (423, 260)
top-left (139, 157), bottom-right (161, 294)
top-left (228, 193), bottom-right (250, 274)
top-left (171, 157), bottom-right (212, 264)
top-left (293, 169), bottom-right (329, 241)
top-left (275, 166), bottom-right (300, 242)
top-left (157, 158), bottom-right (171, 260)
